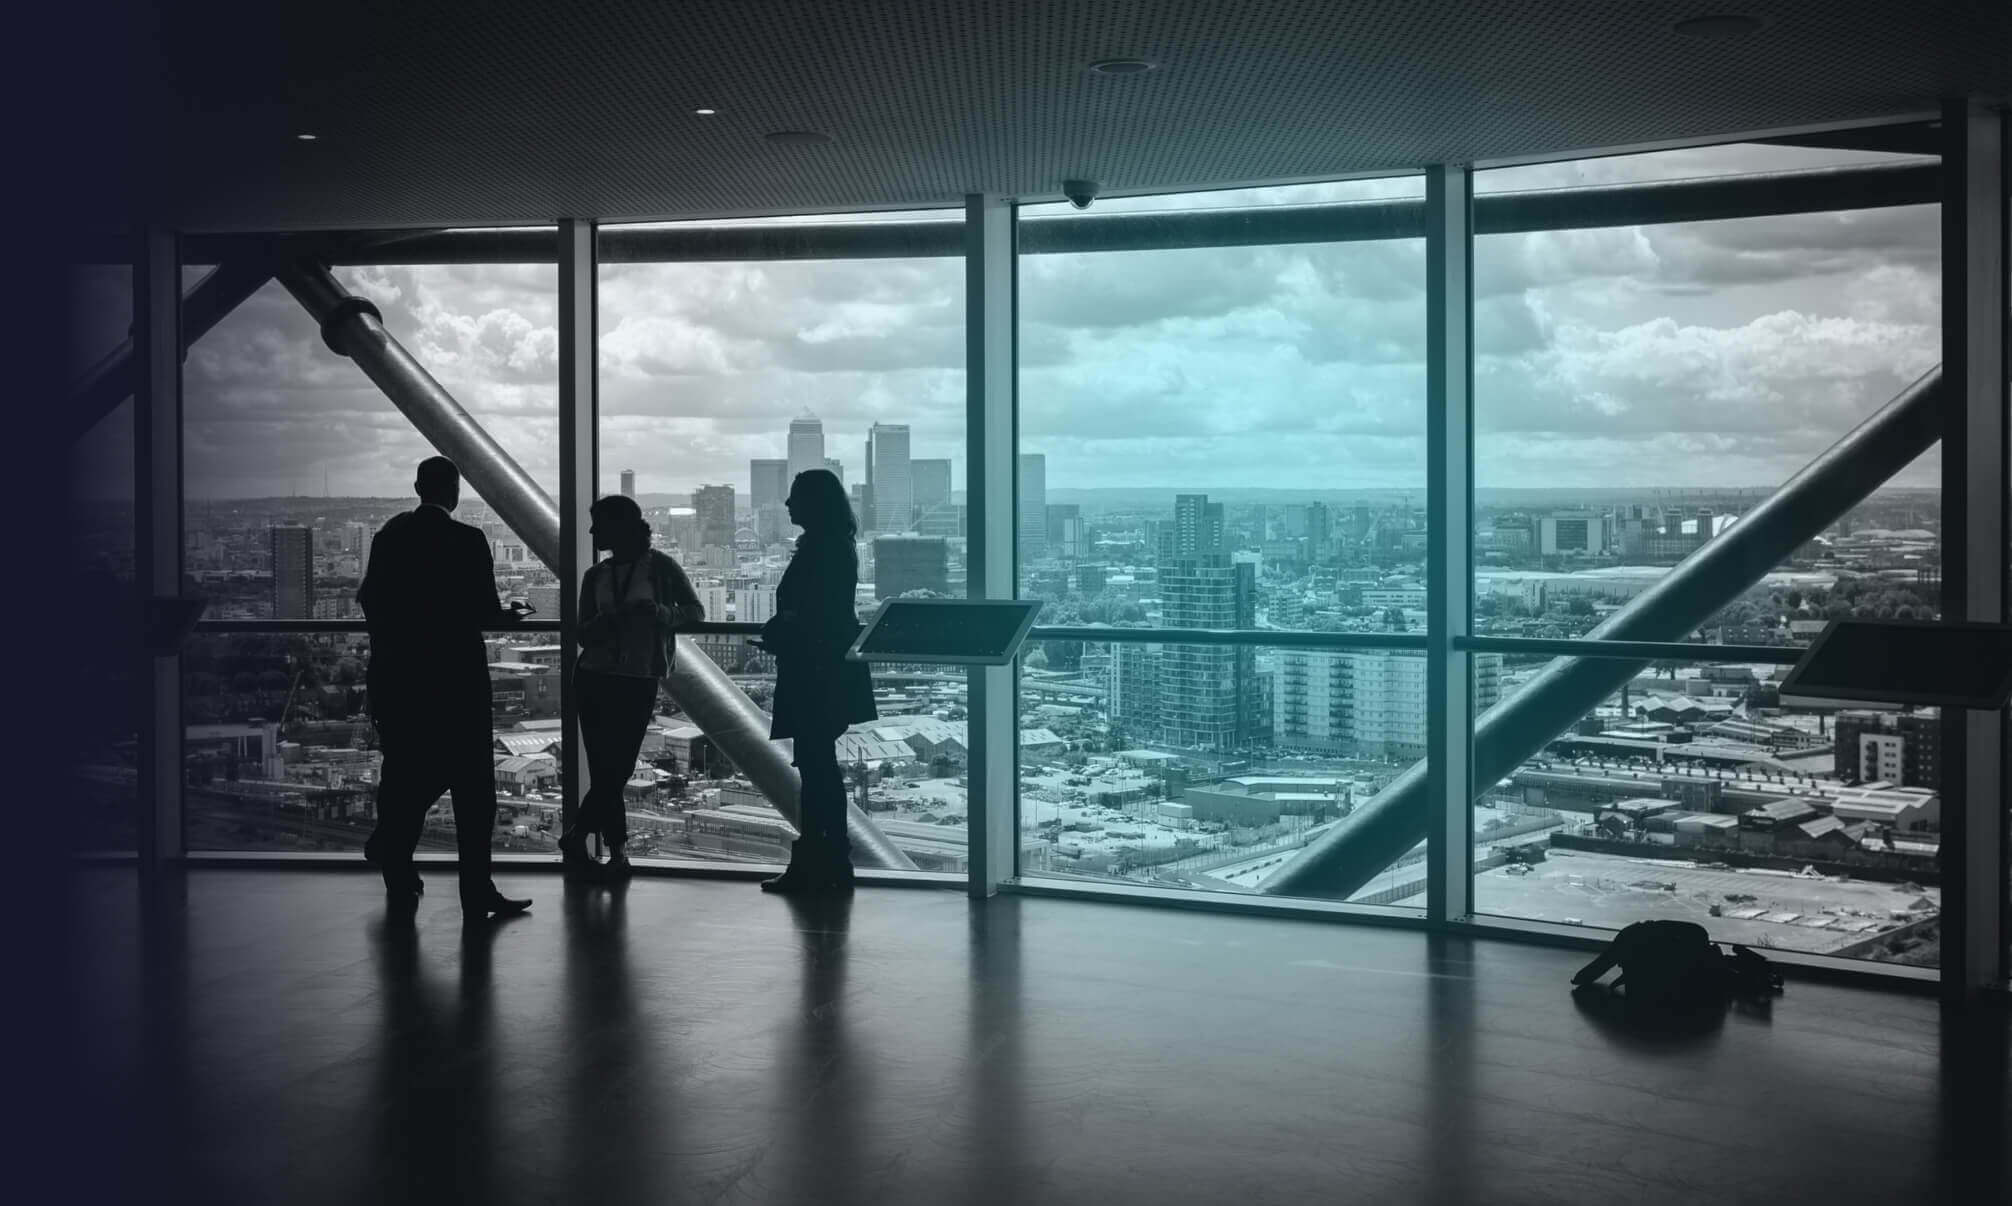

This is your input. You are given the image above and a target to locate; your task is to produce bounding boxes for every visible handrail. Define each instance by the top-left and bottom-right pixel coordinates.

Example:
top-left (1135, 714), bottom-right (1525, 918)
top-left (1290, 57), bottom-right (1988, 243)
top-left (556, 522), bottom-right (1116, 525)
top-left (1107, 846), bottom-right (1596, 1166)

top-left (1454, 636), bottom-right (1804, 664)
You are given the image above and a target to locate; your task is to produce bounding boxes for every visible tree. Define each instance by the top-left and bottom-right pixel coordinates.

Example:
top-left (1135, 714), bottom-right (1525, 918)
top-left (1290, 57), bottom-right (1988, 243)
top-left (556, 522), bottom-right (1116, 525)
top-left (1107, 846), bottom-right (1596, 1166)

top-left (1565, 597), bottom-right (1595, 617)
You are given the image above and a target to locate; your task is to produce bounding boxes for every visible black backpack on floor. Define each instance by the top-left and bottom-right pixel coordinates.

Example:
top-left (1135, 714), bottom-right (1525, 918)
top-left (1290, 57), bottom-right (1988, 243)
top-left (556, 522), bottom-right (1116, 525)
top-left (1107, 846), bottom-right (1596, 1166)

top-left (1572, 920), bottom-right (1783, 1009)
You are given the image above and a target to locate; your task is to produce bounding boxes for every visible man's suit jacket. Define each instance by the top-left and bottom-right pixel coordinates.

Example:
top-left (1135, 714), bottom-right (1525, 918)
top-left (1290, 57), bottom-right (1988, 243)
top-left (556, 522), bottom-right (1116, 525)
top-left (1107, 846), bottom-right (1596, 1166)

top-left (359, 505), bottom-right (507, 734)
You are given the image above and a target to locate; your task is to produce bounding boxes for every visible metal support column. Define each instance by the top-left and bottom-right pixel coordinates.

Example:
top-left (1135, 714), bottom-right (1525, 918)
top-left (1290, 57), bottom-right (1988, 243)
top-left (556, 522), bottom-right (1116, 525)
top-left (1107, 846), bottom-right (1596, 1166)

top-left (1940, 99), bottom-right (2008, 998)
top-left (1425, 165), bottom-right (1475, 922)
top-left (134, 227), bottom-right (184, 873)
top-left (557, 220), bottom-right (597, 839)
top-left (966, 194), bottom-right (1018, 897)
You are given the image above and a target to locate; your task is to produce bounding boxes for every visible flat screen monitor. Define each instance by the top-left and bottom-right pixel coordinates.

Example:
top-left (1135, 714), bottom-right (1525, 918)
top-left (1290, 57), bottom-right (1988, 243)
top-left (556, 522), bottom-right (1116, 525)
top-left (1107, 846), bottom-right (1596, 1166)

top-left (847, 599), bottom-right (1044, 666)
top-left (1778, 620), bottom-right (2012, 711)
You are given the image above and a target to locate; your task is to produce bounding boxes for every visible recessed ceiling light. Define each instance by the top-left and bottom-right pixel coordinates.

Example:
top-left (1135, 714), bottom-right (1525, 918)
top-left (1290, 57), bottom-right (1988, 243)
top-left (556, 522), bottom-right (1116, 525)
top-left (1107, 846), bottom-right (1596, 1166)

top-left (693, 108), bottom-right (717, 116)
top-left (1671, 13), bottom-right (1766, 39)
top-left (1089, 58), bottom-right (1156, 75)
top-left (296, 132), bottom-right (318, 141)
top-left (764, 130), bottom-right (832, 146)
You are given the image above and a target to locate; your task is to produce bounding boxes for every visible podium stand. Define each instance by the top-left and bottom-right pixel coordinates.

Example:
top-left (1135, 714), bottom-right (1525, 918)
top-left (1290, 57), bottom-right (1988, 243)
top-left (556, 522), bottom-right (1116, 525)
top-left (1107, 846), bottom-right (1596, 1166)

top-left (846, 598), bottom-right (1044, 666)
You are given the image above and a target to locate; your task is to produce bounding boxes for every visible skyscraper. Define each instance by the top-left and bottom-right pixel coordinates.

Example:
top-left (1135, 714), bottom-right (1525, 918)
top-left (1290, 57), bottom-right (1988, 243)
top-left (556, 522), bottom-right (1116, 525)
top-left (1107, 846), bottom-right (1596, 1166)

top-left (693, 485), bottom-right (736, 550)
top-left (787, 413), bottom-right (825, 484)
top-left (866, 423), bottom-right (912, 533)
top-left (1017, 453), bottom-right (1046, 560)
top-left (911, 458), bottom-right (951, 514)
top-left (750, 457), bottom-right (790, 543)
top-left (750, 458), bottom-right (788, 510)
top-left (824, 457), bottom-right (844, 484)
top-left (619, 469), bottom-right (636, 498)
top-left (270, 525), bottom-right (314, 619)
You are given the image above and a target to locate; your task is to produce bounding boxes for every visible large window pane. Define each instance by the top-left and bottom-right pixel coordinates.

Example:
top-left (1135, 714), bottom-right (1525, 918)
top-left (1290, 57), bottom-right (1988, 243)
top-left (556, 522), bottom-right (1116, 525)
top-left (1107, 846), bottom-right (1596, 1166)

top-left (67, 259), bottom-right (137, 851)
top-left (184, 631), bottom-right (567, 855)
top-left (1018, 638), bottom-right (1482, 907)
top-left (597, 210), bottom-right (966, 868)
top-left (1017, 178), bottom-right (1428, 632)
top-left (1474, 654), bottom-right (1943, 966)
top-left (1471, 142), bottom-right (1941, 647)
top-left (184, 261), bottom-right (561, 617)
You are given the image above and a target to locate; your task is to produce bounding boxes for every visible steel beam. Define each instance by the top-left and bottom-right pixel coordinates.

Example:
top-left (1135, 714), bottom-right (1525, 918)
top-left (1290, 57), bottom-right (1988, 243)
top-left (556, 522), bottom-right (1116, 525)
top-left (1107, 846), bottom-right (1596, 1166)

top-left (557, 219), bottom-right (596, 841)
top-left (965, 194), bottom-right (1019, 897)
top-left (71, 259), bottom-right (272, 442)
top-left (1264, 369), bottom-right (1946, 900)
top-left (1938, 99), bottom-right (2008, 998)
top-left (1424, 164), bottom-right (1475, 922)
top-left (275, 259), bottom-right (915, 870)
top-left (156, 161), bottom-right (1939, 268)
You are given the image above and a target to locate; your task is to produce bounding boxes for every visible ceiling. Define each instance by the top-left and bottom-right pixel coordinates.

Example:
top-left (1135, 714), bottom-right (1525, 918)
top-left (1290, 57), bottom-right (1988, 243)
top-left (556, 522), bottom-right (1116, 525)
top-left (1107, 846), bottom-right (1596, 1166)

top-left (112, 0), bottom-right (2010, 233)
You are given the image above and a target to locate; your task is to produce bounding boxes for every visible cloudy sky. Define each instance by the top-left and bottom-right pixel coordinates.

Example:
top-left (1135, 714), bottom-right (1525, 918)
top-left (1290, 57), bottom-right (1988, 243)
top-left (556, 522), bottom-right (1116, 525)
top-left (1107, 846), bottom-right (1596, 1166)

top-left (71, 141), bottom-right (1940, 503)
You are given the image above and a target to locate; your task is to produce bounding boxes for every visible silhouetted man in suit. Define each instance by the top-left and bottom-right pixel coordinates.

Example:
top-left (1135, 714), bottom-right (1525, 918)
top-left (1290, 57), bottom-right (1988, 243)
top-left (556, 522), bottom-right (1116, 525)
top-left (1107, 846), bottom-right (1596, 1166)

top-left (360, 456), bottom-right (531, 920)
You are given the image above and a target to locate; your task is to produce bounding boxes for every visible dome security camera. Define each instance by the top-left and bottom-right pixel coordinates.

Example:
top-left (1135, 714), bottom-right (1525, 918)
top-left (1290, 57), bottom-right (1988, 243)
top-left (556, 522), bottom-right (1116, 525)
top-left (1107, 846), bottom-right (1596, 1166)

top-left (1062, 179), bottom-right (1100, 209)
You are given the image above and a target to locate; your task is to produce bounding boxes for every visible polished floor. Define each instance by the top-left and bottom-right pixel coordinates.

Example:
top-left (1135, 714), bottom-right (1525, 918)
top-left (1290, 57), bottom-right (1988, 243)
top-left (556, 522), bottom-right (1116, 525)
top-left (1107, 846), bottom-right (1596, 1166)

top-left (74, 868), bottom-right (2006, 1205)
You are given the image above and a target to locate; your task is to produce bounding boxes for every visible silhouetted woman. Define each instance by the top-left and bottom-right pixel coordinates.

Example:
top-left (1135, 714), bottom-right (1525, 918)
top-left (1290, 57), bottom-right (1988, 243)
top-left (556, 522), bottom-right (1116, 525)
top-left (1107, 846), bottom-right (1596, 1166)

top-left (759, 469), bottom-right (876, 893)
top-left (562, 495), bottom-right (703, 879)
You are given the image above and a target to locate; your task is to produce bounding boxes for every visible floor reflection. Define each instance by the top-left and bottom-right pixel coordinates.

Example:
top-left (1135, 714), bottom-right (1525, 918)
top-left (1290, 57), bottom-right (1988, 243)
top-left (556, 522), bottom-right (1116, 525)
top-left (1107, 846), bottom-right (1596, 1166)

top-left (366, 909), bottom-right (519, 1204)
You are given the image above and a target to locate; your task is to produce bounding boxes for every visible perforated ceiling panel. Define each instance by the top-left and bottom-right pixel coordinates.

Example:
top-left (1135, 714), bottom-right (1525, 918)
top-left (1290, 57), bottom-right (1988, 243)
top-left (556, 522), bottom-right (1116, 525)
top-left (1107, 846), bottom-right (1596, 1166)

top-left (125, 0), bottom-right (2009, 232)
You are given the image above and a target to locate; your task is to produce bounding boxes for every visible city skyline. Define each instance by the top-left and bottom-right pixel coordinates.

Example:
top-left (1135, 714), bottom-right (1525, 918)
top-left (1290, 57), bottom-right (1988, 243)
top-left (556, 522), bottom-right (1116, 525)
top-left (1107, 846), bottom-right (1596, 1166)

top-left (71, 144), bottom-right (1941, 503)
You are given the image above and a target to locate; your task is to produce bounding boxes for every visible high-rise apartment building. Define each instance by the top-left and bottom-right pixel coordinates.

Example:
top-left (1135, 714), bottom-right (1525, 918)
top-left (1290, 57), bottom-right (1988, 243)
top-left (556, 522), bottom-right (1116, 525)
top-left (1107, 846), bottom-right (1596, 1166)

top-left (619, 468), bottom-right (636, 498)
top-left (1018, 453), bottom-right (1047, 560)
top-left (1154, 493), bottom-right (1248, 750)
top-left (787, 413), bottom-right (825, 484)
top-left (872, 535), bottom-right (949, 599)
top-left (270, 525), bottom-right (314, 619)
top-left (1272, 651), bottom-right (1502, 759)
top-left (693, 485), bottom-right (736, 550)
top-left (1834, 709), bottom-right (1941, 787)
top-left (732, 587), bottom-right (777, 625)
top-left (866, 423), bottom-right (912, 533)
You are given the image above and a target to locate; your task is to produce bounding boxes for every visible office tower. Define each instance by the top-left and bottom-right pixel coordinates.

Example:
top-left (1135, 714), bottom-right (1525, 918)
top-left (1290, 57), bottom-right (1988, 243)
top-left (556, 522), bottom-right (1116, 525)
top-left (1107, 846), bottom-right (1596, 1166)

top-left (873, 535), bottom-right (949, 599)
top-left (850, 482), bottom-right (874, 526)
top-left (824, 457), bottom-right (844, 484)
top-left (1018, 453), bottom-right (1047, 560)
top-left (1044, 503), bottom-right (1082, 559)
top-left (787, 412), bottom-right (825, 484)
top-left (1304, 502), bottom-right (1332, 556)
top-left (912, 458), bottom-right (952, 514)
top-left (693, 485), bottom-right (736, 550)
top-left (866, 423), bottom-right (912, 533)
top-left (619, 468), bottom-right (636, 498)
top-left (270, 525), bottom-right (314, 619)
top-left (750, 458), bottom-right (787, 509)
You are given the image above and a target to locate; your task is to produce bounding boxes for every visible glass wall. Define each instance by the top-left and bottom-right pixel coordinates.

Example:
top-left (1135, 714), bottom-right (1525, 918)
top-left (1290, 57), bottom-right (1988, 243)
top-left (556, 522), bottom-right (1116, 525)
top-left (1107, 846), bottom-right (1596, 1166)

top-left (1013, 177), bottom-right (1431, 901)
top-left (597, 210), bottom-right (968, 869)
top-left (1464, 137), bottom-right (1955, 968)
top-left (182, 256), bottom-right (562, 852)
top-left (1472, 655), bottom-right (1944, 966)
top-left (1018, 637), bottom-right (1458, 907)
top-left (67, 258), bottom-right (137, 851)
top-left (1471, 143), bottom-right (1942, 646)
